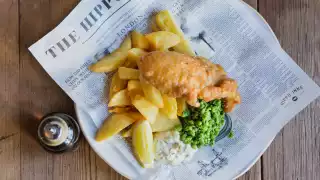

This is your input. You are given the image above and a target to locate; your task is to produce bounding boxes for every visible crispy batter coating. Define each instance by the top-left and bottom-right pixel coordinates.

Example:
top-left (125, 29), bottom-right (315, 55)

top-left (138, 51), bottom-right (240, 112)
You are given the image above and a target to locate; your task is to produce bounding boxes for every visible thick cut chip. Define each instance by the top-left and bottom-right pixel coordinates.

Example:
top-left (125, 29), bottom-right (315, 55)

top-left (155, 10), bottom-right (195, 56)
top-left (121, 127), bottom-right (133, 138)
top-left (132, 120), bottom-right (154, 168)
top-left (141, 82), bottom-right (164, 108)
top-left (125, 111), bottom-right (146, 121)
top-left (108, 106), bottom-right (133, 113)
top-left (89, 52), bottom-right (128, 72)
top-left (109, 71), bottom-right (127, 99)
top-left (132, 31), bottom-right (150, 50)
top-left (127, 48), bottom-right (147, 63)
top-left (132, 96), bottom-right (158, 124)
top-left (95, 114), bottom-right (136, 141)
top-left (121, 112), bottom-right (146, 137)
top-left (117, 34), bottom-right (132, 51)
top-left (176, 98), bottom-right (187, 116)
top-left (151, 112), bottom-right (181, 132)
top-left (150, 16), bottom-right (161, 32)
top-left (128, 89), bottom-right (144, 101)
top-left (123, 58), bottom-right (138, 69)
top-left (121, 112), bottom-right (180, 137)
top-left (145, 31), bottom-right (180, 51)
top-left (127, 80), bottom-right (144, 100)
top-left (118, 67), bottom-right (140, 80)
top-left (108, 89), bottom-right (131, 107)
top-left (160, 95), bottom-right (178, 119)
top-left (127, 80), bottom-right (142, 91)
top-left (89, 35), bottom-right (132, 72)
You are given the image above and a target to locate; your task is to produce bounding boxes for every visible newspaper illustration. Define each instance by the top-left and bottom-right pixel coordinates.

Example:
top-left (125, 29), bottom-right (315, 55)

top-left (28, 0), bottom-right (320, 179)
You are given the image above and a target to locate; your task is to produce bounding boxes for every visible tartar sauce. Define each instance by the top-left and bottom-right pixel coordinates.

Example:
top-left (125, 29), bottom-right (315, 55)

top-left (154, 131), bottom-right (197, 165)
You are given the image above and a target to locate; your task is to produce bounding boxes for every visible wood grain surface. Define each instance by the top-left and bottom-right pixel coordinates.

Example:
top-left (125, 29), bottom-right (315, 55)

top-left (0, 0), bottom-right (319, 179)
top-left (0, 0), bottom-right (20, 180)
top-left (259, 0), bottom-right (320, 180)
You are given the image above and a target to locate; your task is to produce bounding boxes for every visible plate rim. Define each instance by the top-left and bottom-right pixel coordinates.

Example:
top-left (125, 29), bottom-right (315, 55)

top-left (74, 107), bottom-right (132, 179)
top-left (75, 1), bottom-right (280, 179)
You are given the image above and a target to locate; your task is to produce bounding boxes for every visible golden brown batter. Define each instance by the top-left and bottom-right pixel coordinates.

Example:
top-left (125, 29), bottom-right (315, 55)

top-left (138, 51), bottom-right (240, 112)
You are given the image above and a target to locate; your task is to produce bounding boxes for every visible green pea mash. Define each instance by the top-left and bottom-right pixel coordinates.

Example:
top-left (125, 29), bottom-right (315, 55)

top-left (176, 99), bottom-right (225, 149)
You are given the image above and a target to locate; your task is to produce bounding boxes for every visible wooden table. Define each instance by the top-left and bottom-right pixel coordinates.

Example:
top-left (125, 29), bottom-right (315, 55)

top-left (0, 0), bottom-right (319, 179)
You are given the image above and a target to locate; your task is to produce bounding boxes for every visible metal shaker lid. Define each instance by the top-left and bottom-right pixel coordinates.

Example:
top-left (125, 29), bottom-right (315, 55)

top-left (37, 113), bottom-right (80, 153)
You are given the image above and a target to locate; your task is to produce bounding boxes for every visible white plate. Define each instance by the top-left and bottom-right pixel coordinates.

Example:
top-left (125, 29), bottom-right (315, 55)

top-left (75, 1), bottom-right (280, 179)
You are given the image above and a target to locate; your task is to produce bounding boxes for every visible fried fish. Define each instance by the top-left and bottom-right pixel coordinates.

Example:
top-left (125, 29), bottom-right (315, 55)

top-left (138, 51), bottom-right (240, 112)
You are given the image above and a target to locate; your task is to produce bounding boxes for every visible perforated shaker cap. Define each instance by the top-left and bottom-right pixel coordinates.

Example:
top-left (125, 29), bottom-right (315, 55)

top-left (37, 113), bottom-right (81, 153)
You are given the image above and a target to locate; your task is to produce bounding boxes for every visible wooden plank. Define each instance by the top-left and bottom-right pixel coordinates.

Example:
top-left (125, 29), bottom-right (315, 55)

top-left (18, 0), bottom-right (125, 179)
top-left (18, 0), bottom-right (88, 180)
top-left (19, 0), bottom-right (71, 177)
top-left (261, 131), bottom-right (285, 180)
top-left (238, 160), bottom-right (262, 180)
top-left (94, 149), bottom-right (127, 180)
top-left (242, 0), bottom-right (258, 10)
top-left (0, 0), bottom-right (21, 180)
top-left (259, 0), bottom-right (320, 179)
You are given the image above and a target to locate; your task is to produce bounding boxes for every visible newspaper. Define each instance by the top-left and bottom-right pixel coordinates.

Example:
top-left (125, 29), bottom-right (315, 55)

top-left (29, 0), bottom-right (320, 179)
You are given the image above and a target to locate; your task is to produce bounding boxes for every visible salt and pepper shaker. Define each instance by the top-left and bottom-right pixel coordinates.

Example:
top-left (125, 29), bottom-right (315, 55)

top-left (37, 113), bottom-right (81, 153)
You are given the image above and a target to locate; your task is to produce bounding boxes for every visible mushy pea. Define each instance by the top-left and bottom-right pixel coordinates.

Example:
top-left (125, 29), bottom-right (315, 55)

top-left (176, 99), bottom-right (225, 149)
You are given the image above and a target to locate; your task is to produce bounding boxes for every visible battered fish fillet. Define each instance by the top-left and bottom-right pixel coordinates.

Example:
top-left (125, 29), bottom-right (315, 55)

top-left (138, 51), bottom-right (240, 112)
